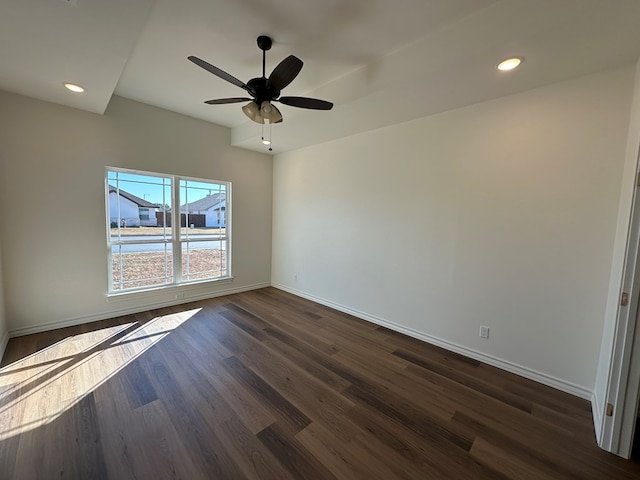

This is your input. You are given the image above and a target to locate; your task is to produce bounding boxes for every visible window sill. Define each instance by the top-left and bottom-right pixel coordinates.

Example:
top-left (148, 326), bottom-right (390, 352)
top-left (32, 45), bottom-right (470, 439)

top-left (106, 276), bottom-right (234, 303)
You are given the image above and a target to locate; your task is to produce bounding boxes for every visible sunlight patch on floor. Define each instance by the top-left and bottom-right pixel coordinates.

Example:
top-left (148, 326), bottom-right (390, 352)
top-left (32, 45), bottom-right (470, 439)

top-left (0, 308), bottom-right (201, 441)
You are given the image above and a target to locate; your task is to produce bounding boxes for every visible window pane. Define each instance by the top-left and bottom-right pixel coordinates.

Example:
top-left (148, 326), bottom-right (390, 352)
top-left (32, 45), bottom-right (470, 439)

top-left (181, 241), bottom-right (226, 282)
top-left (111, 244), bottom-right (173, 291)
top-left (179, 179), bottom-right (227, 239)
top-left (107, 168), bottom-right (231, 293)
top-left (108, 173), bottom-right (172, 240)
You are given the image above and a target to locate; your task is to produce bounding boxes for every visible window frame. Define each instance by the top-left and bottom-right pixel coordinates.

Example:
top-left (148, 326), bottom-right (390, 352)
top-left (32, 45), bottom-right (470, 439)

top-left (105, 166), bottom-right (232, 295)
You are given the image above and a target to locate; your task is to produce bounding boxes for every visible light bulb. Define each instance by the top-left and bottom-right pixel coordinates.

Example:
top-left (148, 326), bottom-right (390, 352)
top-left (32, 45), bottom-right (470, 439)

top-left (64, 83), bottom-right (85, 93)
top-left (497, 57), bottom-right (523, 71)
top-left (260, 101), bottom-right (282, 123)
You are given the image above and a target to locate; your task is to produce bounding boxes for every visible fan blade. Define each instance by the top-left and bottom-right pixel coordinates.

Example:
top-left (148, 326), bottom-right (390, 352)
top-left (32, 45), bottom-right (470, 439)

top-left (268, 55), bottom-right (303, 91)
top-left (278, 96), bottom-right (333, 110)
top-left (204, 97), bottom-right (252, 105)
top-left (188, 56), bottom-right (252, 93)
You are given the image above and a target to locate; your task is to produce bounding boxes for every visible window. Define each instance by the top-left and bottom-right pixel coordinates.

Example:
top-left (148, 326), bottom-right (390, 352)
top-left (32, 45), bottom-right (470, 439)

top-left (106, 167), bottom-right (231, 293)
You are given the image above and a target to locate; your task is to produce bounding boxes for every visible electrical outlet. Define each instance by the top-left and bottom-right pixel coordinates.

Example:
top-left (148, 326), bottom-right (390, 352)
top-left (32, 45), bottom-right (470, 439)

top-left (176, 292), bottom-right (185, 300)
top-left (479, 326), bottom-right (490, 339)
top-left (293, 274), bottom-right (298, 281)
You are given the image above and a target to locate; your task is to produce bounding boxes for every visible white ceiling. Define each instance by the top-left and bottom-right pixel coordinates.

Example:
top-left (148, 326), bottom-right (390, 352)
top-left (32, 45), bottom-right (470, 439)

top-left (2, 0), bottom-right (640, 154)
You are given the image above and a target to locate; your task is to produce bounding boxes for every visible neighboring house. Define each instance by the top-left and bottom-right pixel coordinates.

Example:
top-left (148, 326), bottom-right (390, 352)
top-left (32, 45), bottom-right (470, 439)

top-left (108, 185), bottom-right (159, 227)
top-left (180, 192), bottom-right (226, 228)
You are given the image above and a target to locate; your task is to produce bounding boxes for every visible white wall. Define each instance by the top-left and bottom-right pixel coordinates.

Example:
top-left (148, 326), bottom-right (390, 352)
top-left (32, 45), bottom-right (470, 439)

top-left (0, 92), bottom-right (273, 335)
top-left (272, 66), bottom-right (635, 396)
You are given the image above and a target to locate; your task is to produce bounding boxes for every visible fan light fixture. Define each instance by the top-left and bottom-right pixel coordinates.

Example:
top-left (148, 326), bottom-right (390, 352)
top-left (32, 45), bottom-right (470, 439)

top-left (242, 101), bottom-right (260, 121)
top-left (242, 101), bottom-right (282, 125)
top-left (497, 57), bottom-right (523, 71)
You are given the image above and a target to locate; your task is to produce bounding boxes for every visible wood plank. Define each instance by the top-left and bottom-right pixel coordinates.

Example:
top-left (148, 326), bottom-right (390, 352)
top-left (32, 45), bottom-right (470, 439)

top-left (217, 318), bottom-right (358, 442)
top-left (346, 405), bottom-right (507, 480)
top-left (295, 421), bottom-right (390, 480)
top-left (96, 393), bottom-right (205, 479)
top-left (221, 355), bottom-right (312, 433)
top-left (394, 347), bottom-right (533, 413)
top-left (344, 381), bottom-right (473, 452)
top-left (138, 353), bottom-right (247, 479)
top-left (261, 332), bottom-right (352, 392)
top-left (256, 422), bottom-right (339, 480)
top-left (170, 340), bottom-right (278, 434)
top-left (470, 437), bottom-right (562, 480)
top-left (215, 416), bottom-right (297, 480)
top-left (331, 349), bottom-right (452, 421)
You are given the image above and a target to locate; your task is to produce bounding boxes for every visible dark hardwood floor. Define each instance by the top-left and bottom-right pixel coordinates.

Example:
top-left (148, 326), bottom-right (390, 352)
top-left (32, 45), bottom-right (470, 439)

top-left (1, 287), bottom-right (639, 479)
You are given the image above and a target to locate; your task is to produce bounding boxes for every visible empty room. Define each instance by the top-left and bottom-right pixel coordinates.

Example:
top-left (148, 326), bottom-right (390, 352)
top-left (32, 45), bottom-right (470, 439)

top-left (2, 0), bottom-right (640, 479)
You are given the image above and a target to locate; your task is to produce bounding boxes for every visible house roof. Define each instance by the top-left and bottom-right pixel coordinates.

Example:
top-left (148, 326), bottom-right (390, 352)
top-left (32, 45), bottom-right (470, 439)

top-left (108, 185), bottom-right (158, 208)
top-left (180, 193), bottom-right (225, 213)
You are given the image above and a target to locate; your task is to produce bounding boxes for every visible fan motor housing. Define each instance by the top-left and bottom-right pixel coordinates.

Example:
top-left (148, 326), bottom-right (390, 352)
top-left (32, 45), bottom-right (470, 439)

top-left (247, 77), bottom-right (280, 104)
top-left (257, 35), bottom-right (272, 51)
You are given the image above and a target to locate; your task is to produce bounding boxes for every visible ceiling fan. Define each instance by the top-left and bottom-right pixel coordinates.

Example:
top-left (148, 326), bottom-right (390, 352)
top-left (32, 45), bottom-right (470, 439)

top-left (188, 35), bottom-right (333, 125)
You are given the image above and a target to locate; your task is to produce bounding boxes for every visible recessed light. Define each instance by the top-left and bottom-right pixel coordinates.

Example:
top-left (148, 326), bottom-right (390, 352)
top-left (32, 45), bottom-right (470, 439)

top-left (64, 83), bottom-right (85, 93)
top-left (497, 57), bottom-right (523, 72)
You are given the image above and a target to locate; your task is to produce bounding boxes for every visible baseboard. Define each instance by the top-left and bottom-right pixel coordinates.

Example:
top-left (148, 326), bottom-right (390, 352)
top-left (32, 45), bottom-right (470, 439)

top-left (272, 282), bottom-right (592, 401)
top-left (8, 282), bottom-right (271, 338)
top-left (0, 329), bottom-right (9, 362)
top-left (592, 389), bottom-right (604, 444)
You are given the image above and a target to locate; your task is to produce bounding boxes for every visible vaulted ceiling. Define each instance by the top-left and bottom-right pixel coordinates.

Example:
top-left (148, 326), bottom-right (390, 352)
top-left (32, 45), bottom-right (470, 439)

top-left (2, 0), bottom-right (640, 154)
